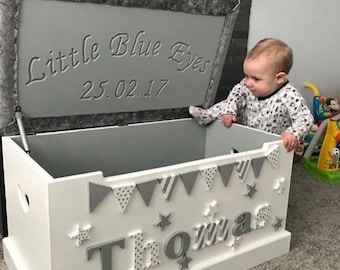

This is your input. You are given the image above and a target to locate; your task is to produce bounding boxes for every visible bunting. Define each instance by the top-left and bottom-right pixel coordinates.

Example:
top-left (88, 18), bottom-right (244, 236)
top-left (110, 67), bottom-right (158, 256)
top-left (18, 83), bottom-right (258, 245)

top-left (88, 145), bottom-right (280, 212)
top-left (136, 180), bottom-right (158, 206)
top-left (218, 163), bottom-right (234, 187)
top-left (179, 171), bottom-right (198, 195)
top-left (200, 165), bottom-right (218, 190)
top-left (235, 158), bottom-right (251, 182)
top-left (251, 157), bottom-right (265, 178)
top-left (89, 182), bottom-right (112, 213)
top-left (158, 174), bottom-right (178, 201)
top-left (267, 146), bottom-right (280, 168)
top-left (112, 184), bottom-right (136, 213)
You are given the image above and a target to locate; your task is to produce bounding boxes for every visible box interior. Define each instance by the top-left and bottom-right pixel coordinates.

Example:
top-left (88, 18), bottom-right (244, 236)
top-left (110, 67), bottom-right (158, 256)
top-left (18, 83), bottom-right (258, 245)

top-left (12, 119), bottom-right (280, 178)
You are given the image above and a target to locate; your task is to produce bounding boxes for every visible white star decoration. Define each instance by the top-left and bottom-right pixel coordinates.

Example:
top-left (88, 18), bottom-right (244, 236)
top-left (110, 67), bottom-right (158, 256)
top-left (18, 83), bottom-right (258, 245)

top-left (227, 236), bottom-right (242, 251)
top-left (274, 177), bottom-right (286, 194)
top-left (69, 224), bottom-right (92, 247)
top-left (203, 200), bottom-right (219, 220)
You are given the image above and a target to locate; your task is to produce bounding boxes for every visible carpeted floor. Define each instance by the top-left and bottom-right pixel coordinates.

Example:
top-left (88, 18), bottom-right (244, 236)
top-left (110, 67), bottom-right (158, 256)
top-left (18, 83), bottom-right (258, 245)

top-left (0, 240), bottom-right (6, 270)
top-left (0, 162), bottom-right (339, 270)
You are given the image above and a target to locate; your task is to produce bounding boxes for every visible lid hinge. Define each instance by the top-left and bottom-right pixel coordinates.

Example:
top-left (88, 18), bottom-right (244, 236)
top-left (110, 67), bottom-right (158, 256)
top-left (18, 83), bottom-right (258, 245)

top-left (15, 106), bottom-right (31, 154)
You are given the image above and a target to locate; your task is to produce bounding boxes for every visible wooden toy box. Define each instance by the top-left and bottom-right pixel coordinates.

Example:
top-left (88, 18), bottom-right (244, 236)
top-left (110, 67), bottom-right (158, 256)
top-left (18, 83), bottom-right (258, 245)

top-left (1, 1), bottom-right (294, 270)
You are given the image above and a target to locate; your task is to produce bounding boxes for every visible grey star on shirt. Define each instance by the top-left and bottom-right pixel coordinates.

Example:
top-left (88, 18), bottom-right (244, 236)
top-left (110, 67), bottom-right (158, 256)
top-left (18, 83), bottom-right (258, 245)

top-left (272, 216), bottom-right (283, 231)
top-left (177, 254), bottom-right (192, 270)
top-left (244, 182), bottom-right (257, 198)
top-left (154, 212), bottom-right (171, 231)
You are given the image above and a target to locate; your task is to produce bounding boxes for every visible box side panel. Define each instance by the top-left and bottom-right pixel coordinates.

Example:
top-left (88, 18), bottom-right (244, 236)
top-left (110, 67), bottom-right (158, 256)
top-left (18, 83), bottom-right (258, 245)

top-left (204, 121), bottom-right (280, 157)
top-left (47, 172), bottom-right (106, 270)
top-left (44, 134), bottom-right (293, 270)
top-left (2, 138), bottom-right (52, 270)
top-left (15, 119), bottom-right (206, 178)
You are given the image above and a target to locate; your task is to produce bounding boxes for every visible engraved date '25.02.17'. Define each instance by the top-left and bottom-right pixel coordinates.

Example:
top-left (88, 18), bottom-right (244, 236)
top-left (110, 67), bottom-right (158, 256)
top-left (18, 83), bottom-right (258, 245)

top-left (80, 78), bottom-right (169, 100)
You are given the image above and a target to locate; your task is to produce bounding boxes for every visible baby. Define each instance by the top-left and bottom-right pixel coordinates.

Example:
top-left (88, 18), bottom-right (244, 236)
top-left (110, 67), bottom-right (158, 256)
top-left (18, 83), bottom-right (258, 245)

top-left (190, 38), bottom-right (314, 152)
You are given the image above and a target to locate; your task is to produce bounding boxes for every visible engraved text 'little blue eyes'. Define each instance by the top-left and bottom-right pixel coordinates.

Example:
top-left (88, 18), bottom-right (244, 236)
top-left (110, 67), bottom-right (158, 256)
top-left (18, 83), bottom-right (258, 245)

top-left (25, 31), bottom-right (211, 91)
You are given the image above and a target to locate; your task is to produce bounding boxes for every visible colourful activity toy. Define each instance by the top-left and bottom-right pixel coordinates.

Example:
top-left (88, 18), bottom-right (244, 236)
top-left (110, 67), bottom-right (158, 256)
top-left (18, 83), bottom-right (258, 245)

top-left (302, 83), bottom-right (340, 183)
top-left (304, 82), bottom-right (332, 123)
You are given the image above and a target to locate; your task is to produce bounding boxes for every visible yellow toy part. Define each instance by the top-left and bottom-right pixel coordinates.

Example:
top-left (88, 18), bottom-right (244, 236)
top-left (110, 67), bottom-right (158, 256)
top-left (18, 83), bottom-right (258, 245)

top-left (304, 82), bottom-right (320, 96)
top-left (317, 120), bottom-right (340, 171)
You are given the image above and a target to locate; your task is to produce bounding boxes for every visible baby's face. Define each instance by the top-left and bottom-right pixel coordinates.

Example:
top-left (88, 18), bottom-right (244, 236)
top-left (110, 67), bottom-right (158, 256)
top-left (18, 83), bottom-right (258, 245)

top-left (243, 56), bottom-right (285, 97)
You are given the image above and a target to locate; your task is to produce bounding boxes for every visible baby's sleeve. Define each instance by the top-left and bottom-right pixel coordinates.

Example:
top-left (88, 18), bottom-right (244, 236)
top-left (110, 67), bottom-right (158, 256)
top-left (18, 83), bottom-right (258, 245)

top-left (285, 89), bottom-right (314, 140)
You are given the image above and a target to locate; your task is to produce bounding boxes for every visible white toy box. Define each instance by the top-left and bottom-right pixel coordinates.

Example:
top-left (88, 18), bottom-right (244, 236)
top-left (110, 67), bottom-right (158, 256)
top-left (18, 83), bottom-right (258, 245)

top-left (1, 1), bottom-right (293, 270)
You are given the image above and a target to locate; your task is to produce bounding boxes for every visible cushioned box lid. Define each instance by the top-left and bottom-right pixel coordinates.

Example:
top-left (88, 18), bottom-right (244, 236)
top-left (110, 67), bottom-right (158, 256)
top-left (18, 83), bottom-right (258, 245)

top-left (15, 0), bottom-right (237, 118)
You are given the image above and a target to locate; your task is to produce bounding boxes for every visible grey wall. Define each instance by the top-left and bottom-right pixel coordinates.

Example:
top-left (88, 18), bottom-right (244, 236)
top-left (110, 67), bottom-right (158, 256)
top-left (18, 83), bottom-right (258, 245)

top-left (248, 0), bottom-right (340, 109)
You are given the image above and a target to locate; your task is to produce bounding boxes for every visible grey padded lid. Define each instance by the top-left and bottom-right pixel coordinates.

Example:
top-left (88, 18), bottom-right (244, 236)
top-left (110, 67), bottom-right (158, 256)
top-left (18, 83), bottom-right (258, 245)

top-left (16, 0), bottom-right (238, 118)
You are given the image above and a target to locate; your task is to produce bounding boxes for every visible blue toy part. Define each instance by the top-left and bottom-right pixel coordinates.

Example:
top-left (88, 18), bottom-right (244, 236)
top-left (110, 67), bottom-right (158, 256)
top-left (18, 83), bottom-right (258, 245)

top-left (304, 82), bottom-right (331, 122)
top-left (314, 96), bottom-right (331, 121)
top-left (304, 124), bottom-right (319, 144)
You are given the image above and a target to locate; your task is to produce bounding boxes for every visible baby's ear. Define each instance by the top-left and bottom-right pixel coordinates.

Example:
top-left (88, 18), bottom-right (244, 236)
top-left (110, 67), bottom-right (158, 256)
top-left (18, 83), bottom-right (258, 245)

top-left (276, 72), bottom-right (287, 84)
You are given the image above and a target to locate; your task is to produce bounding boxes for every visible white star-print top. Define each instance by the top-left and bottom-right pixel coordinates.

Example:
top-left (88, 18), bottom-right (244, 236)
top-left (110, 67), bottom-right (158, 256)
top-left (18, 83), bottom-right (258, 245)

top-left (214, 80), bottom-right (314, 140)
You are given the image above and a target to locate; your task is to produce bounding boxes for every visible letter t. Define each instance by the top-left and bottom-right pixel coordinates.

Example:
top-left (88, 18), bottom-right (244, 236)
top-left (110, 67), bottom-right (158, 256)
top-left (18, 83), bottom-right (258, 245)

top-left (87, 238), bottom-right (125, 270)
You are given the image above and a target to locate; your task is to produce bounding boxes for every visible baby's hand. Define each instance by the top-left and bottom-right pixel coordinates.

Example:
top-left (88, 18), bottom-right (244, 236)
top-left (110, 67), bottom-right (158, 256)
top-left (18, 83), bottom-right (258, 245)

top-left (281, 132), bottom-right (298, 152)
top-left (221, 114), bottom-right (236, 127)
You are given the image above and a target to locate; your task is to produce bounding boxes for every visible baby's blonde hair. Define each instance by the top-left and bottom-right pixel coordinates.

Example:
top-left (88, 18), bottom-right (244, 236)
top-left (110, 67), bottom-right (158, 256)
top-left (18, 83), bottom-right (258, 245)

top-left (246, 38), bottom-right (293, 74)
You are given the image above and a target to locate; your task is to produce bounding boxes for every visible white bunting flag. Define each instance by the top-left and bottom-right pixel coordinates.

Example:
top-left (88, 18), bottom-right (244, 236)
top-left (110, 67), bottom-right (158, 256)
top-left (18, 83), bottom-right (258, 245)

top-left (267, 146), bottom-right (280, 168)
top-left (112, 184), bottom-right (136, 213)
top-left (158, 174), bottom-right (178, 201)
top-left (200, 165), bottom-right (218, 190)
top-left (235, 158), bottom-right (251, 182)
